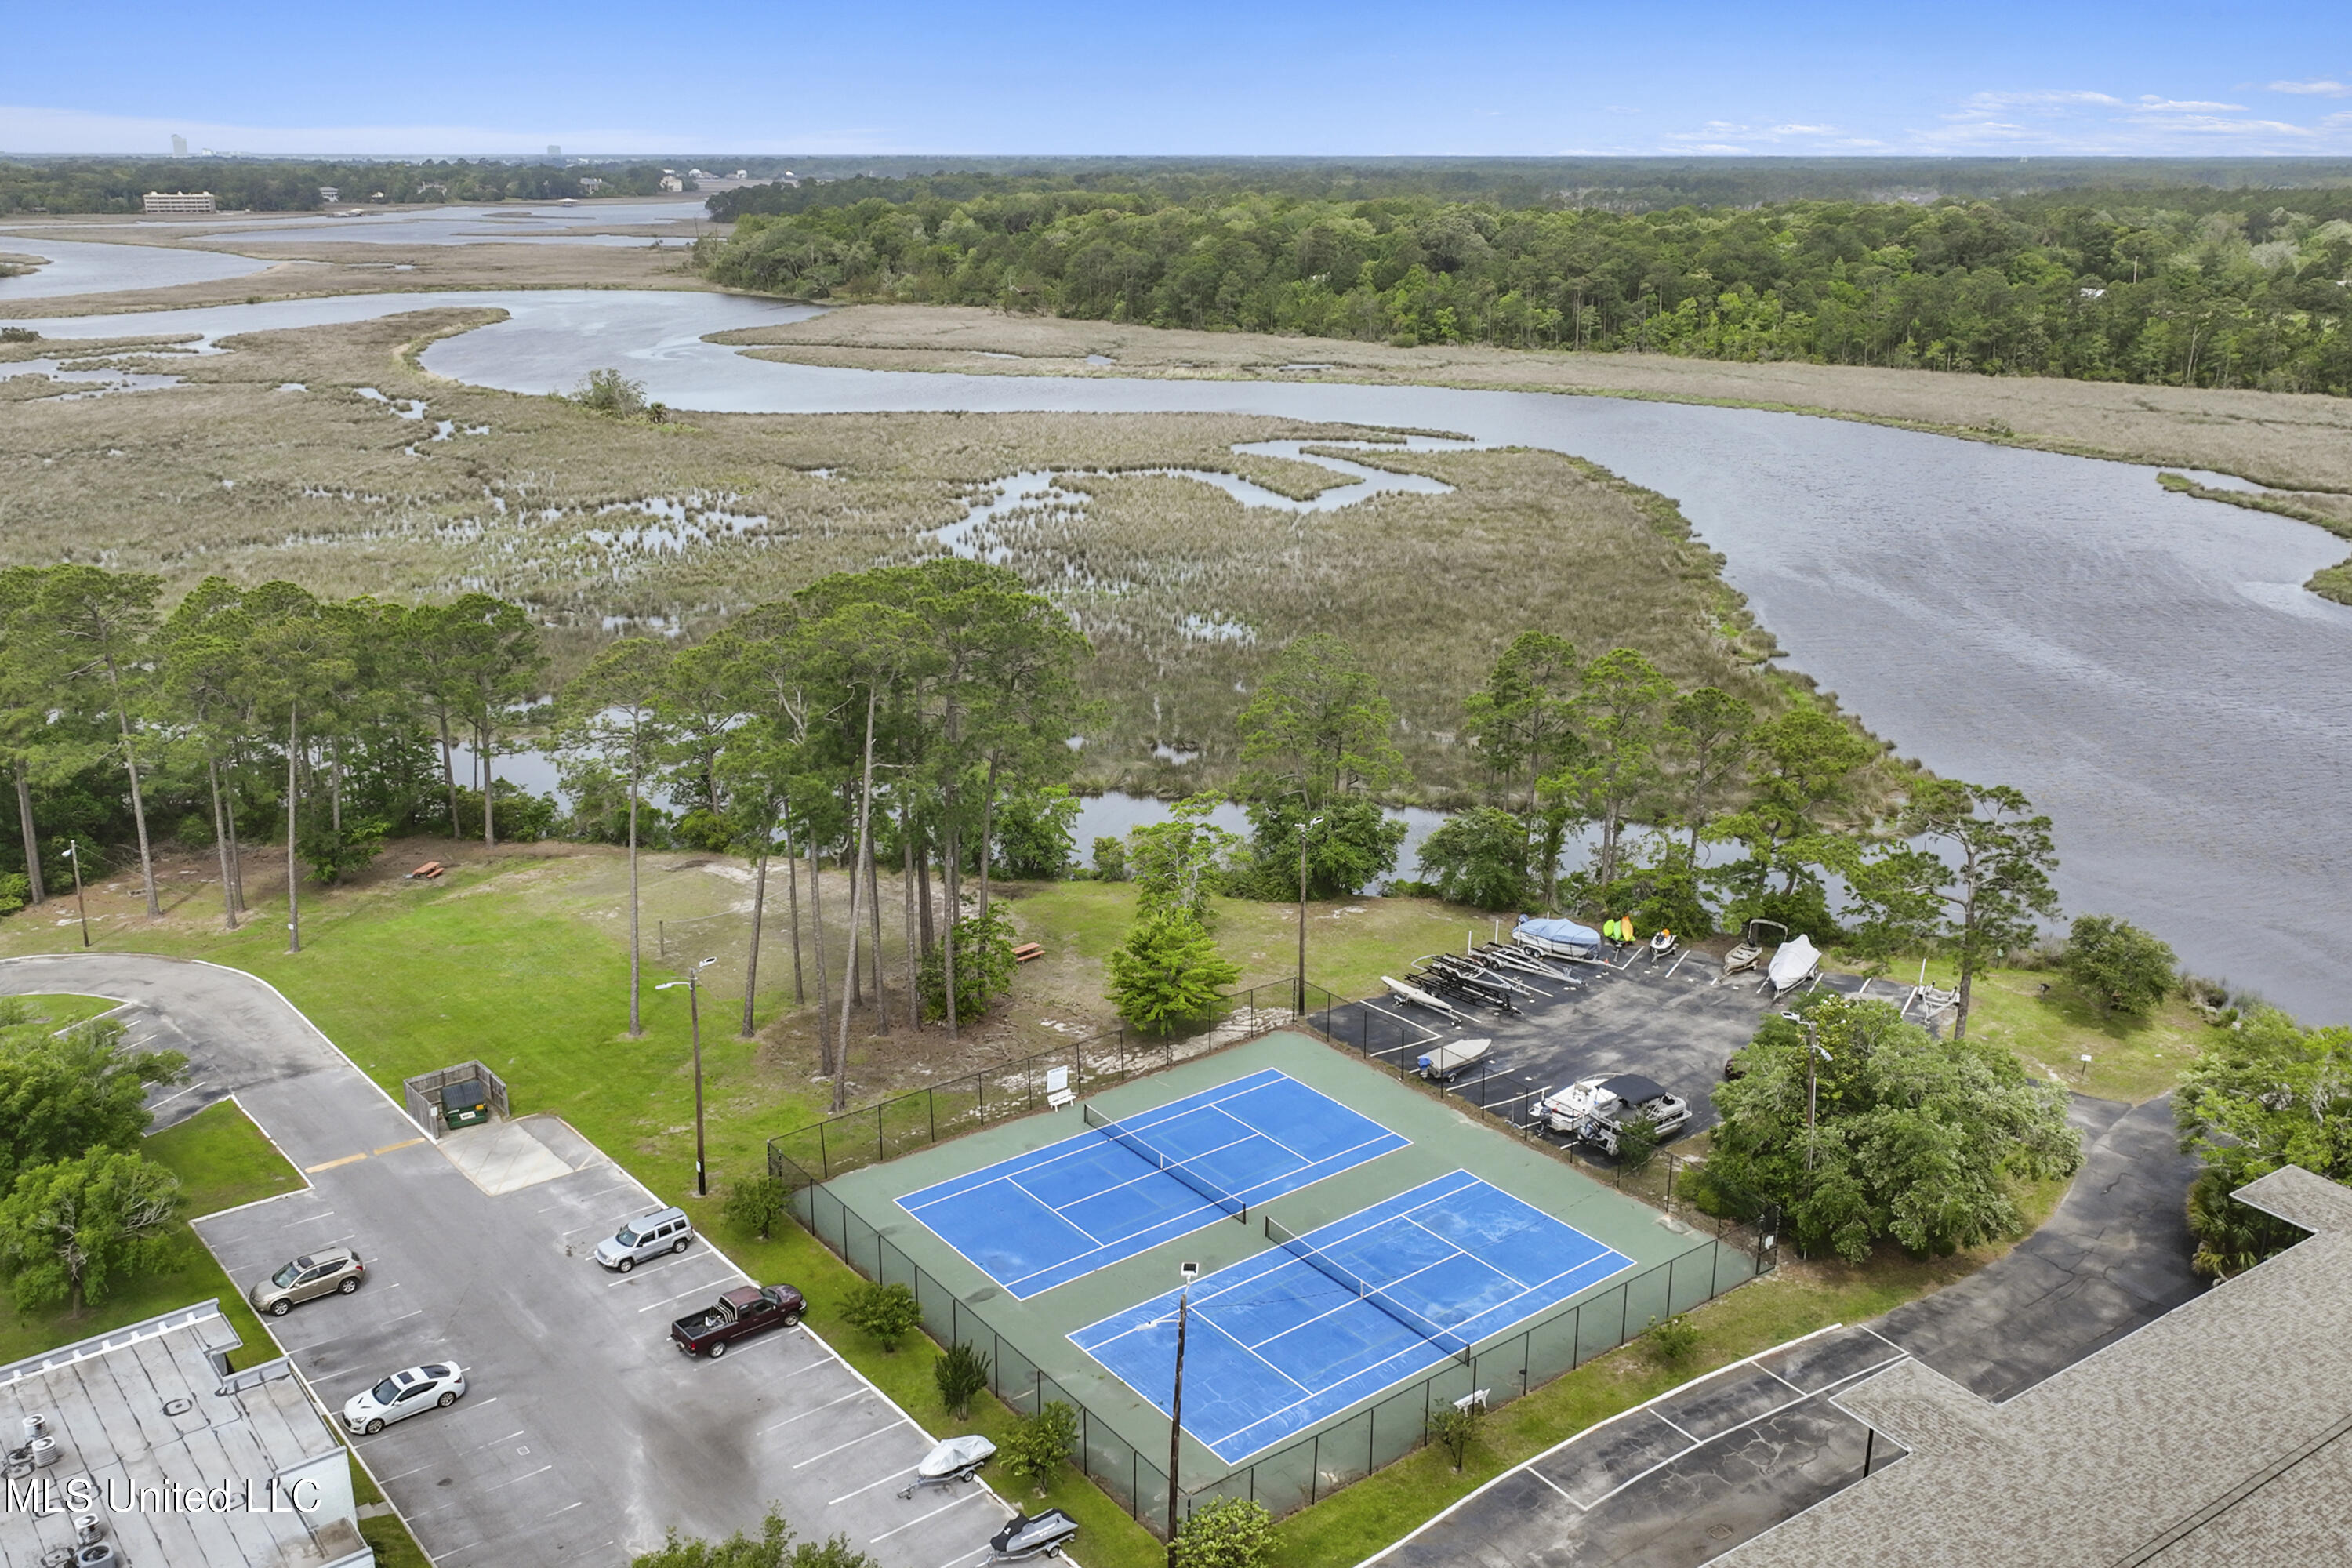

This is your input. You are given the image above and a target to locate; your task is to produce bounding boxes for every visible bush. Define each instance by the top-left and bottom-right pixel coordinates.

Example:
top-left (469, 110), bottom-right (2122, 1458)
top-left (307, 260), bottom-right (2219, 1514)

top-left (1089, 835), bottom-right (1128, 882)
top-left (1000, 1400), bottom-right (1077, 1491)
top-left (993, 786), bottom-right (1080, 880)
top-left (2185, 1164), bottom-right (2307, 1280)
top-left (1599, 844), bottom-right (1713, 942)
top-left (1238, 794), bottom-right (1406, 900)
top-left (722, 1174), bottom-right (791, 1241)
top-left (0, 873), bottom-right (26, 918)
top-left (631, 1508), bottom-right (881, 1568)
top-left (917, 903), bottom-right (1018, 1022)
top-left (1106, 913), bottom-right (1240, 1033)
top-left (1425, 1397), bottom-right (1486, 1471)
top-left (840, 1282), bottom-right (921, 1352)
top-left (572, 366), bottom-right (647, 416)
top-left (1613, 1112), bottom-right (1661, 1174)
top-left (1645, 1312), bottom-right (1700, 1364)
top-left (0, 1150), bottom-right (183, 1311)
top-left (1173, 1497), bottom-right (1276, 1568)
top-left (934, 1341), bottom-right (991, 1418)
top-left (2061, 914), bottom-right (2177, 1016)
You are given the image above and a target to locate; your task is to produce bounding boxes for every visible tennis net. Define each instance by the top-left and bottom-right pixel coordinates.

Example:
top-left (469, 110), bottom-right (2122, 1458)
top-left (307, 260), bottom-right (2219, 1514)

top-left (1263, 1215), bottom-right (1473, 1366)
top-left (1083, 1103), bottom-right (1249, 1223)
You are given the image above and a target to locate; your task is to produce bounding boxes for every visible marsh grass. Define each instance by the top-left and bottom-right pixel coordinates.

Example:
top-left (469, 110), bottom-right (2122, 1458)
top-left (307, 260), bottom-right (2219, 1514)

top-left (2, 308), bottom-right (1794, 793)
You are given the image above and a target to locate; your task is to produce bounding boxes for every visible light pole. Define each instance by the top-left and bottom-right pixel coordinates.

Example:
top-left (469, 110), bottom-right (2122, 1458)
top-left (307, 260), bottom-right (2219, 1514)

top-left (64, 842), bottom-right (89, 949)
top-left (1294, 815), bottom-right (1323, 1017)
top-left (1788, 1014), bottom-right (1833, 1172)
top-left (1166, 1260), bottom-right (1199, 1563)
top-left (656, 956), bottom-right (718, 1196)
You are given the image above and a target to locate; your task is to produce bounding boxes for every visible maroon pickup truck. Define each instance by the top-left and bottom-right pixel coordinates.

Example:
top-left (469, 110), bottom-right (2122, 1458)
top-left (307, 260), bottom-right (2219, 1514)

top-left (671, 1284), bottom-right (804, 1358)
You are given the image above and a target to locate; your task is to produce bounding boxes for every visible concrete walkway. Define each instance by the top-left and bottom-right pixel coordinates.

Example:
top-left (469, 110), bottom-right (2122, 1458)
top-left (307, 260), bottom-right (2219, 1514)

top-left (4, 953), bottom-right (1012, 1568)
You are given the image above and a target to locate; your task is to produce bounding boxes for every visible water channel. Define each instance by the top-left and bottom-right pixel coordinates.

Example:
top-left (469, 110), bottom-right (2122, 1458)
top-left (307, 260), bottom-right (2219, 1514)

top-left (12, 285), bottom-right (2350, 1022)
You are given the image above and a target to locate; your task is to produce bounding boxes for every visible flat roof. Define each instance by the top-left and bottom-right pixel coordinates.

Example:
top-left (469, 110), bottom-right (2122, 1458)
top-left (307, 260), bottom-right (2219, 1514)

top-left (0, 1301), bottom-right (368, 1568)
top-left (1726, 1165), bottom-right (2352, 1566)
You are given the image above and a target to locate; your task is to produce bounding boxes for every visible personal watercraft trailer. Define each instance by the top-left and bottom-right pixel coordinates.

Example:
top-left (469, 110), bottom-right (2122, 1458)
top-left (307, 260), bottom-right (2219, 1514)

top-left (1762, 933), bottom-right (1821, 999)
top-left (900, 1434), bottom-right (995, 1497)
top-left (990, 1508), bottom-right (1079, 1561)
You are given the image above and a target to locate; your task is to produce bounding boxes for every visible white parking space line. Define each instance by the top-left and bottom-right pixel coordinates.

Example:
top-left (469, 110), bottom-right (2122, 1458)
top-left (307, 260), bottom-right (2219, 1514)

top-left (637, 1276), bottom-right (744, 1312)
top-left (604, 1251), bottom-right (710, 1286)
top-left (148, 1080), bottom-right (209, 1111)
top-left (828, 1465), bottom-right (920, 1504)
top-left (871, 1492), bottom-right (983, 1543)
top-left (929, 1547), bottom-right (993, 1568)
top-left (793, 1421), bottom-right (913, 1469)
top-left (760, 1388), bottom-right (866, 1433)
top-left (548, 1501), bottom-right (584, 1519)
top-left (482, 1463), bottom-right (554, 1493)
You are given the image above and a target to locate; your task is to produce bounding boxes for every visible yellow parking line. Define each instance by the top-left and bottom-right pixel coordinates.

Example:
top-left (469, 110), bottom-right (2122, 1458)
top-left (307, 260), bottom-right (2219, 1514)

top-left (304, 1152), bottom-right (368, 1173)
top-left (373, 1138), bottom-right (425, 1156)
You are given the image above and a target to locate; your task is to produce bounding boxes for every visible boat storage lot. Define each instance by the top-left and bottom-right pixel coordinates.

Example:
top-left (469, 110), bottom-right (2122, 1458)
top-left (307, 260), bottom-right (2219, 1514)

top-left (0, 953), bottom-right (1007, 1568)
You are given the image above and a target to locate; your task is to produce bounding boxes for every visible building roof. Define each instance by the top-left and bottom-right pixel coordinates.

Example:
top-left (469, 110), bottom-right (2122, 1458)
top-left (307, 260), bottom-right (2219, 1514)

top-left (0, 1301), bottom-right (368, 1568)
top-left (1726, 1164), bottom-right (2352, 1567)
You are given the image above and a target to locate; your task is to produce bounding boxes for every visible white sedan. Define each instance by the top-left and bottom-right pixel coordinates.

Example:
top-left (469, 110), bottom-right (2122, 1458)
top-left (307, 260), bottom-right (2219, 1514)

top-left (343, 1363), bottom-right (467, 1435)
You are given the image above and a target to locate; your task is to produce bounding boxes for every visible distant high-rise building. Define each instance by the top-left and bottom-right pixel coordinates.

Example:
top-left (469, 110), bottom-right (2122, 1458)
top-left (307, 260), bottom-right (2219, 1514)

top-left (547, 143), bottom-right (561, 158)
top-left (171, 133), bottom-right (187, 156)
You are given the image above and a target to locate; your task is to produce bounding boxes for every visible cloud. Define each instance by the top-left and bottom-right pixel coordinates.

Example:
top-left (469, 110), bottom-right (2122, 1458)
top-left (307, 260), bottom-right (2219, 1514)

top-left (2134, 96), bottom-right (2246, 112)
top-left (1961, 89), bottom-right (2125, 110)
top-left (1909, 82), bottom-right (2352, 154)
top-left (0, 103), bottom-right (887, 156)
top-left (2268, 79), bottom-right (2351, 96)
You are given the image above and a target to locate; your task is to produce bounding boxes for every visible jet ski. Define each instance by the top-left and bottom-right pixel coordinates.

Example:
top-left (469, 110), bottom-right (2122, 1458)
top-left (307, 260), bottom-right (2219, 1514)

top-left (900, 1434), bottom-right (995, 1498)
top-left (990, 1508), bottom-right (1079, 1560)
top-left (1648, 928), bottom-right (1678, 962)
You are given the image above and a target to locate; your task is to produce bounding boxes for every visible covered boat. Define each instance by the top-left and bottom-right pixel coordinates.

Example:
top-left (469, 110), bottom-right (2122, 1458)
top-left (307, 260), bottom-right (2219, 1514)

top-left (1763, 934), bottom-right (1820, 997)
top-left (1513, 916), bottom-right (1602, 959)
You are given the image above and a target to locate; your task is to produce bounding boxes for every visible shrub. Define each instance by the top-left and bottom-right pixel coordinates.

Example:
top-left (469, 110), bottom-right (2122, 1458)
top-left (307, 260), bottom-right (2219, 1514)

top-left (1000, 1400), bottom-right (1077, 1490)
top-left (0, 1150), bottom-right (183, 1311)
top-left (2061, 914), bottom-right (2177, 1016)
top-left (840, 1282), bottom-right (920, 1352)
top-left (992, 786), bottom-right (1080, 880)
top-left (1106, 913), bottom-right (1240, 1033)
top-left (917, 903), bottom-right (1018, 1022)
top-left (1415, 807), bottom-right (1530, 910)
top-left (572, 366), bottom-right (647, 416)
top-left (1425, 1397), bottom-right (1486, 1471)
top-left (0, 873), bottom-right (27, 918)
top-left (1646, 1312), bottom-right (1700, 1364)
top-left (630, 1508), bottom-right (881, 1568)
top-left (1173, 1497), bottom-right (1276, 1568)
top-left (1613, 1112), bottom-right (1661, 1174)
top-left (1090, 835), bottom-right (1128, 881)
top-left (933, 1341), bottom-right (991, 1418)
top-left (722, 1174), bottom-right (791, 1241)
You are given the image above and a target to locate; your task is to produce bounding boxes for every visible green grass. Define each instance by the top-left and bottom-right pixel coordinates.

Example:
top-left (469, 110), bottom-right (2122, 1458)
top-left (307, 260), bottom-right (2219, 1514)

top-left (1273, 1172), bottom-right (2067, 1566)
top-left (147, 1099), bottom-right (307, 1217)
top-left (4, 991), bottom-right (122, 1027)
top-left (1845, 958), bottom-right (2215, 1103)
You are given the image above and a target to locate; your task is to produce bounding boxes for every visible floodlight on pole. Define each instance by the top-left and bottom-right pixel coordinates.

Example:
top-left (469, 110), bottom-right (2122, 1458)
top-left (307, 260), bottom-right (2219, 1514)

top-left (1166, 1259), bottom-right (1200, 1561)
top-left (1295, 816), bottom-right (1323, 1018)
top-left (655, 956), bottom-right (720, 1196)
top-left (64, 841), bottom-right (89, 949)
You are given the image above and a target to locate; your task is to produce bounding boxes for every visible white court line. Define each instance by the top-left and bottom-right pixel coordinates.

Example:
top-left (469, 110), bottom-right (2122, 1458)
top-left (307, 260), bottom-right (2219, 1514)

top-left (793, 1420), bottom-right (913, 1469)
top-left (869, 1489), bottom-right (983, 1541)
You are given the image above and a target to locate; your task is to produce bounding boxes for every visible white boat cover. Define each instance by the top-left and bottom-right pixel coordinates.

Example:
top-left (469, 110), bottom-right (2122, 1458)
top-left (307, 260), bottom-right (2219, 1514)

top-left (1766, 935), bottom-right (1820, 990)
top-left (920, 1435), bottom-right (996, 1476)
top-left (1515, 917), bottom-right (1601, 948)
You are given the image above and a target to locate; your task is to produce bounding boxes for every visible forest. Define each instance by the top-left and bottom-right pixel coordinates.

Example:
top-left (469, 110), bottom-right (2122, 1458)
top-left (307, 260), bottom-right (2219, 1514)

top-left (696, 180), bottom-right (2352, 394)
top-left (0, 158), bottom-right (684, 214)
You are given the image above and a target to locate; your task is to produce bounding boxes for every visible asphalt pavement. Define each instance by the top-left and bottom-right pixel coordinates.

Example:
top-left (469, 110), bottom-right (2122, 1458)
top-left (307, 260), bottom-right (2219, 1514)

top-left (0, 952), bottom-right (1014, 1568)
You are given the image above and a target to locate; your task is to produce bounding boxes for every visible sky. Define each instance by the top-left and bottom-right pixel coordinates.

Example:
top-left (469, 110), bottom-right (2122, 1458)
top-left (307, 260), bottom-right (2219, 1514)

top-left (5, 0), bottom-right (2350, 158)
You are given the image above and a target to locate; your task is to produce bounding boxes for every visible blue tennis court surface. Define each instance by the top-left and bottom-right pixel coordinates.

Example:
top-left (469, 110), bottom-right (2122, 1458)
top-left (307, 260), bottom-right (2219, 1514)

top-left (897, 1069), bottom-right (1410, 1299)
top-left (1069, 1171), bottom-right (1634, 1462)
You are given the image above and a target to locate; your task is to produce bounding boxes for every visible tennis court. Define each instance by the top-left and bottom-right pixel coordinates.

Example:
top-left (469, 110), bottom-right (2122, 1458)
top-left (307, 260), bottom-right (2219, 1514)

top-left (896, 1067), bottom-right (1410, 1299)
top-left (1069, 1169), bottom-right (1634, 1462)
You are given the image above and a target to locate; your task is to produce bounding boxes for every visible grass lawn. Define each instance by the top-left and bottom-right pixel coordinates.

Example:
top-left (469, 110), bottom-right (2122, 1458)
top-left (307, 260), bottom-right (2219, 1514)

top-left (3, 991), bottom-right (123, 1027)
top-left (147, 1098), bottom-right (308, 1217)
top-left (1846, 958), bottom-right (2216, 1103)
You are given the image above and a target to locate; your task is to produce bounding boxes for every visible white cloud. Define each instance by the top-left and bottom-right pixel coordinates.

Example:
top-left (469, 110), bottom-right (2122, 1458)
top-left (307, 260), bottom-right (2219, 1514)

top-left (0, 103), bottom-right (885, 156)
top-left (1908, 82), bottom-right (2352, 154)
top-left (2268, 79), bottom-right (2351, 96)
top-left (2134, 96), bottom-right (2247, 112)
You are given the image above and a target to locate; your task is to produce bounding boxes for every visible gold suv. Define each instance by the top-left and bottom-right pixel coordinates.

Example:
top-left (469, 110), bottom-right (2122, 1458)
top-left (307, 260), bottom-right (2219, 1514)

top-left (249, 1247), bottom-right (366, 1316)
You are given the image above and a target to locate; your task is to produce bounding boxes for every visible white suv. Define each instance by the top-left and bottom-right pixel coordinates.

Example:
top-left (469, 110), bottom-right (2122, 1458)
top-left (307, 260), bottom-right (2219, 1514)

top-left (595, 1207), bottom-right (695, 1272)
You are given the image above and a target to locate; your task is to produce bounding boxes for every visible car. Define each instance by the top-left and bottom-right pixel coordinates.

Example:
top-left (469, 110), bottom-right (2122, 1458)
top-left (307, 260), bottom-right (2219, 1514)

top-left (672, 1284), bottom-right (804, 1359)
top-left (594, 1207), bottom-right (695, 1272)
top-left (342, 1363), bottom-right (466, 1435)
top-left (249, 1247), bottom-right (365, 1317)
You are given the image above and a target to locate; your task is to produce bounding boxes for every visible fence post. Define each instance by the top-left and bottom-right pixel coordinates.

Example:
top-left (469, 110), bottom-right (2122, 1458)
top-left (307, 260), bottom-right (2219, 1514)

top-left (928, 1091), bottom-right (937, 1146)
top-left (818, 1121), bottom-right (829, 1178)
top-left (877, 1105), bottom-right (885, 1164)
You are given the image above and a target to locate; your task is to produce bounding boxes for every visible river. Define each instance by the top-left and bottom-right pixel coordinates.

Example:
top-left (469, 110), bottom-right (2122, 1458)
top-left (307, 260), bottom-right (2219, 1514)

top-left (12, 286), bottom-right (2349, 1023)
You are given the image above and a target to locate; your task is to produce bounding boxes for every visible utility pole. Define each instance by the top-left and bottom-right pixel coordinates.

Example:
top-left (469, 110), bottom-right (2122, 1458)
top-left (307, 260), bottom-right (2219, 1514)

top-left (1166, 1261), bottom-right (1198, 1562)
top-left (65, 841), bottom-right (89, 949)
top-left (1800, 1018), bottom-right (1833, 1173)
top-left (657, 956), bottom-right (718, 1196)
top-left (1294, 816), bottom-right (1322, 1018)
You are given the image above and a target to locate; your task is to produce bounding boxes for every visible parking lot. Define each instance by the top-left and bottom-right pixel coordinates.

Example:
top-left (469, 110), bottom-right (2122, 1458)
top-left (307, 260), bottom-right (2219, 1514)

top-left (0, 953), bottom-right (1012, 1568)
top-left (1323, 943), bottom-right (1791, 1148)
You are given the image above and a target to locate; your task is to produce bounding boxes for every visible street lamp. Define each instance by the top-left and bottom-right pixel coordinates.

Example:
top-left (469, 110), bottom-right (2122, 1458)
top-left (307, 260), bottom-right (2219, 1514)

top-left (1294, 815), bottom-right (1323, 1018)
top-left (1783, 1011), bottom-right (1833, 1172)
top-left (64, 842), bottom-right (89, 949)
top-left (1165, 1260), bottom-right (1199, 1563)
top-left (655, 956), bottom-right (719, 1196)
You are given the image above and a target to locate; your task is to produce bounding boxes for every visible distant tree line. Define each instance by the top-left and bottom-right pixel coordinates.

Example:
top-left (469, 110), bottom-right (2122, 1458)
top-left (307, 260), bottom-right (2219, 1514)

top-left (0, 158), bottom-right (684, 215)
top-left (696, 182), bottom-right (2352, 394)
